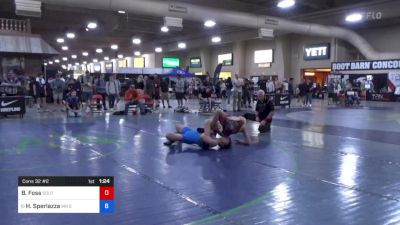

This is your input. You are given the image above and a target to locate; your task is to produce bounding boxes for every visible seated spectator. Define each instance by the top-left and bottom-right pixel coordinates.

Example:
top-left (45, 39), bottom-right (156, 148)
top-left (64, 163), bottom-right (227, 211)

top-left (199, 87), bottom-right (212, 112)
top-left (255, 90), bottom-right (274, 133)
top-left (124, 85), bottom-right (145, 115)
top-left (64, 90), bottom-right (81, 117)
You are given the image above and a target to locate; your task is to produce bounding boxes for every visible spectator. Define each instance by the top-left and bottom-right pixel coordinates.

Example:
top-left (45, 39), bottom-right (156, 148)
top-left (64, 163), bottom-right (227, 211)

top-left (65, 90), bottom-right (81, 117)
top-left (289, 78), bottom-right (294, 96)
top-left (242, 78), bottom-right (252, 108)
top-left (257, 76), bottom-right (267, 93)
top-left (220, 79), bottom-right (227, 100)
top-left (106, 74), bottom-right (120, 111)
top-left (298, 79), bottom-right (307, 107)
top-left (34, 73), bottom-right (48, 112)
top-left (79, 71), bottom-right (94, 111)
top-left (266, 78), bottom-right (275, 94)
top-left (124, 84), bottom-right (145, 115)
top-left (305, 79), bottom-right (313, 107)
top-left (175, 75), bottom-right (185, 108)
top-left (95, 74), bottom-right (107, 110)
top-left (51, 72), bottom-right (66, 110)
top-left (153, 75), bottom-right (161, 108)
top-left (225, 77), bottom-right (233, 105)
top-left (160, 77), bottom-right (172, 108)
top-left (255, 90), bottom-right (274, 133)
top-left (199, 86), bottom-right (212, 112)
top-left (232, 74), bottom-right (244, 111)
top-left (136, 75), bottom-right (145, 91)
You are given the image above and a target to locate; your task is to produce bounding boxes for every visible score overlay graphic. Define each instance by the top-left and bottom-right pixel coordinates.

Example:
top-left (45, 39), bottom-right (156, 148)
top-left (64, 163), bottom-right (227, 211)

top-left (18, 176), bottom-right (114, 213)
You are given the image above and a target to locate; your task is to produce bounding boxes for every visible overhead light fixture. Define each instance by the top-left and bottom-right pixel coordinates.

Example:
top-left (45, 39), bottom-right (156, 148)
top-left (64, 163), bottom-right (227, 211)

top-left (117, 54), bottom-right (124, 59)
top-left (93, 59), bottom-right (98, 63)
top-left (211, 36), bottom-right (221, 43)
top-left (178, 42), bottom-right (186, 49)
top-left (111, 44), bottom-right (118, 50)
top-left (71, 55), bottom-right (77, 59)
top-left (104, 56), bottom-right (110, 60)
top-left (56, 38), bottom-right (64, 43)
top-left (304, 72), bottom-right (315, 76)
top-left (134, 51), bottom-right (141, 56)
top-left (118, 10), bottom-right (125, 14)
top-left (83, 61), bottom-right (87, 64)
top-left (62, 46), bottom-right (68, 51)
top-left (82, 51), bottom-right (89, 56)
top-left (43, 63), bottom-right (47, 66)
top-left (62, 65), bottom-right (67, 69)
top-left (66, 32), bottom-right (75, 39)
top-left (277, 0), bottom-right (295, 8)
top-left (54, 59), bottom-right (60, 63)
top-left (87, 22), bottom-right (97, 29)
top-left (161, 26), bottom-right (169, 32)
top-left (204, 20), bottom-right (216, 28)
top-left (132, 38), bottom-right (141, 45)
top-left (62, 57), bottom-right (68, 61)
top-left (345, 13), bottom-right (363, 22)
top-left (96, 48), bottom-right (103, 53)
top-left (48, 61), bottom-right (53, 64)
top-left (85, 28), bottom-right (89, 32)
top-left (155, 47), bottom-right (162, 53)
top-left (75, 62), bottom-right (79, 66)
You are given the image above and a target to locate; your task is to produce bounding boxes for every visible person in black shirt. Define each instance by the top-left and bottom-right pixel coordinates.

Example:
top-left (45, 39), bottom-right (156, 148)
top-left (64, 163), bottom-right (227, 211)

top-left (255, 90), bottom-right (274, 133)
top-left (225, 77), bottom-right (233, 105)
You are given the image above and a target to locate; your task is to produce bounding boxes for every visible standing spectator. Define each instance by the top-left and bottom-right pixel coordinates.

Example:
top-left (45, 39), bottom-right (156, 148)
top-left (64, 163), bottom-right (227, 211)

top-left (289, 78), bottom-right (294, 96)
top-left (95, 74), bottom-right (107, 110)
top-left (136, 75), bottom-right (145, 91)
top-left (225, 77), bottom-right (233, 105)
top-left (175, 75), bottom-right (185, 108)
top-left (215, 79), bottom-right (221, 98)
top-left (242, 79), bottom-right (252, 108)
top-left (298, 79), bottom-right (307, 107)
top-left (153, 75), bottom-right (161, 108)
top-left (160, 77), bottom-right (172, 108)
top-left (266, 78), bottom-right (275, 94)
top-left (34, 73), bottom-right (48, 112)
top-left (51, 72), bottom-right (65, 111)
top-left (79, 71), bottom-right (94, 111)
top-left (203, 76), bottom-right (212, 89)
top-left (258, 76), bottom-right (267, 92)
top-left (220, 79), bottom-right (227, 100)
top-left (106, 74), bottom-right (120, 111)
top-left (305, 79), bottom-right (313, 107)
top-left (232, 74), bottom-right (244, 112)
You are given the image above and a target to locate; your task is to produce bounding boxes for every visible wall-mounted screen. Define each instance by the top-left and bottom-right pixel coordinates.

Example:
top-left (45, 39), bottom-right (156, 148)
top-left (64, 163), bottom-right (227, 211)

top-left (162, 57), bottom-right (180, 68)
top-left (105, 62), bottom-right (113, 73)
top-left (190, 57), bottom-right (202, 68)
top-left (118, 60), bottom-right (127, 68)
top-left (254, 49), bottom-right (273, 63)
top-left (94, 63), bottom-right (101, 72)
top-left (218, 53), bottom-right (233, 66)
top-left (219, 71), bottom-right (232, 79)
top-left (134, 57), bottom-right (145, 68)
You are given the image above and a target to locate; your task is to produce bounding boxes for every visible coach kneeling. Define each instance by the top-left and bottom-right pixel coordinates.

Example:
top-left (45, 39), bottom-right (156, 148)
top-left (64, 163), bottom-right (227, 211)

top-left (255, 90), bottom-right (274, 133)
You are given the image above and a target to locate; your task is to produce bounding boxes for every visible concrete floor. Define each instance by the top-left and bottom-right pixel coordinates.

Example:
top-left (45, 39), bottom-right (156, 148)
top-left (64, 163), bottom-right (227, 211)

top-left (1, 100), bottom-right (400, 225)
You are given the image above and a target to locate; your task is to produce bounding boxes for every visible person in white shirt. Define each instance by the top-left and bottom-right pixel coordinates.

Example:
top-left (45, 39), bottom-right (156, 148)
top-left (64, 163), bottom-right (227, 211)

top-left (266, 79), bottom-right (275, 94)
top-left (232, 74), bottom-right (244, 111)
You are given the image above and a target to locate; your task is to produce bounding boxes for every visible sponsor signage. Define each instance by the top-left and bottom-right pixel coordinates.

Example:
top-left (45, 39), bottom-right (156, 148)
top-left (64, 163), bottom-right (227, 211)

top-left (304, 43), bottom-right (330, 60)
top-left (190, 57), bottom-right (202, 68)
top-left (0, 96), bottom-right (25, 116)
top-left (367, 92), bottom-right (395, 102)
top-left (332, 60), bottom-right (400, 71)
top-left (275, 94), bottom-right (290, 106)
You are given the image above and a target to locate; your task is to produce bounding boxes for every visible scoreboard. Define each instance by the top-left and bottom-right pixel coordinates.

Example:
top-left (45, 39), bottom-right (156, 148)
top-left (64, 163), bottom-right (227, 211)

top-left (18, 176), bottom-right (114, 214)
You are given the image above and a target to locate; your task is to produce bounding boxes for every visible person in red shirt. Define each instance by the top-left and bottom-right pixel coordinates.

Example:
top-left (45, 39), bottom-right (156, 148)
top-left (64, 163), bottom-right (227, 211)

top-left (124, 85), bottom-right (145, 115)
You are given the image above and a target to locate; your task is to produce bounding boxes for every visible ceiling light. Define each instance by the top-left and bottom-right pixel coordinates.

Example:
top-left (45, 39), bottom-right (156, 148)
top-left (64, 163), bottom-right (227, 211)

top-left (345, 13), bottom-right (363, 22)
top-left (93, 59), bottom-right (98, 63)
top-left (85, 28), bottom-right (89, 32)
top-left (82, 52), bottom-right (89, 56)
top-left (83, 61), bottom-right (87, 64)
top-left (204, 20), bottom-right (216, 28)
top-left (62, 46), bottom-right (68, 51)
top-left (111, 44), bottom-right (118, 50)
top-left (104, 56), bottom-right (110, 60)
top-left (66, 32), bottom-right (75, 39)
top-left (277, 0), bottom-right (295, 8)
top-left (54, 59), bottom-right (60, 63)
top-left (117, 54), bottom-right (124, 59)
top-left (62, 57), bottom-right (68, 61)
top-left (161, 26), bottom-right (169, 32)
top-left (118, 10), bottom-right (126, 14)
top-left (75, 62), bottom-right (79, 66)
top-left (134, 51), bottom-right (141, 56)
top-left (96, 48), bottom-right (103, 53)
top-left (71, 55), bottom-right (77, 59)
top-left (132, 38), bottom-right (141, 45)
top-left (211, 36), bottom-right (221, 43)
top-left (56, 38), bottom-right (64, 43)
top-left (178, 42), bottom-right (186, 49)
top-left (155, 47), bottom-right (162, 53)
top-left (44, 63), bottom-right (47, 66)
top-left (62, 65), bottom-right (67, 69)
top-left (48, 61), bottom-right (53, 64)
top-left (87, 22), bottom-right (97, 29)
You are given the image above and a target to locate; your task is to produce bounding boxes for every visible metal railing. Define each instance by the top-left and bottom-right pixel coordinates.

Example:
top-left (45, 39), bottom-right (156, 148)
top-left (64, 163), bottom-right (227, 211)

top-left (0, 18), bottom-right (31, 33)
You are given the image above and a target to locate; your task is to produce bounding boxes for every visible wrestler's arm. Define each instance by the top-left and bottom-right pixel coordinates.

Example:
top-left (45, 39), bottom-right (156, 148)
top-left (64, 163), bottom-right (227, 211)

top-left (200, 134), bottom-right (219, 147)
top-left (237, 118), bottom-right (251, 145)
